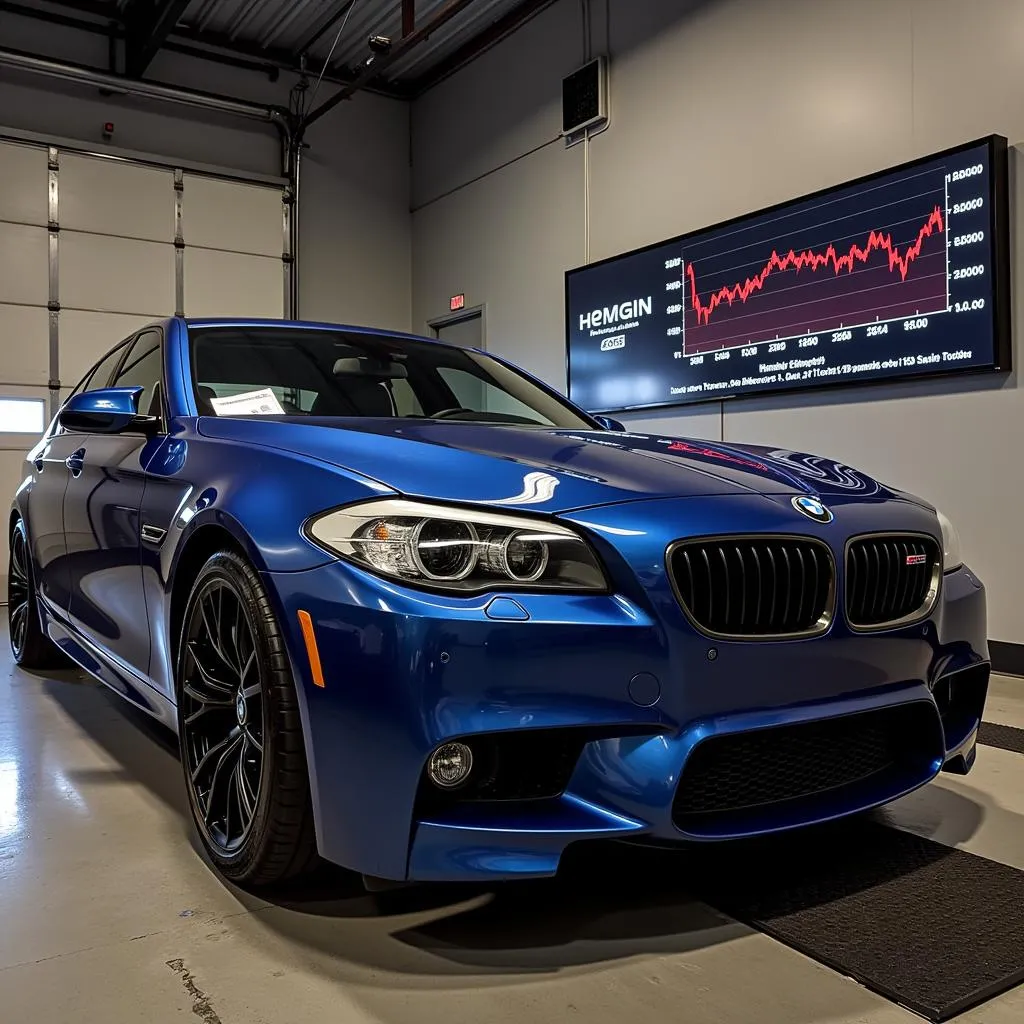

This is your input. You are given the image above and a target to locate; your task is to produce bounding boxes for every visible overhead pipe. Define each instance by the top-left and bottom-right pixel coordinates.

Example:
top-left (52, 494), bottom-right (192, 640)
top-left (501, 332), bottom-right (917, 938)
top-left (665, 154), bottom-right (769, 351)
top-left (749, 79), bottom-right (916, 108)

top-left (300, 0), bottom-right (478, 130)
top-left (0, 44), bottom-right (302, 314)
top-left (0, 46), bottom-right (292, 134)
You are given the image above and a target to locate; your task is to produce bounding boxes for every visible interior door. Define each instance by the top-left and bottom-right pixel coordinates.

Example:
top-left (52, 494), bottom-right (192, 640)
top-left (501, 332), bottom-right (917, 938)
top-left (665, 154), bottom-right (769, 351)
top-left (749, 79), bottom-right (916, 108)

top-left (432, 312), bottom-right (485, 411)
top-left (64, 331), bottom-right (163, 678)
top-left (432, 310), bottom-right (483, 349)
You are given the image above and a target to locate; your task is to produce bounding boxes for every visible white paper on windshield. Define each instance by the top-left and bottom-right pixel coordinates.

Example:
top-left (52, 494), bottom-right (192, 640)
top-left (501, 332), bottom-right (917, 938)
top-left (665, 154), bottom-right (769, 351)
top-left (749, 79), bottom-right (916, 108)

top-left (209, 388), bottom-right (285, 416)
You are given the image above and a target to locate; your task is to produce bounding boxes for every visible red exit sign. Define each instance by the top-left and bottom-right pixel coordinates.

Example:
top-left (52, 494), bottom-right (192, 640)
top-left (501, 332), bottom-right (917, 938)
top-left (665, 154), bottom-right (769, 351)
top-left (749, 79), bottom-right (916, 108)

top-left (449, 293), bottom-right (466, 312)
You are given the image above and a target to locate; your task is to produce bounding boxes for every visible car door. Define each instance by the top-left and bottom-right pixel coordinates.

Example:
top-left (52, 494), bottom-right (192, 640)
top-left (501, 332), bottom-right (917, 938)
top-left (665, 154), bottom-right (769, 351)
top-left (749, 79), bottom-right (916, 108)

top-left (25, 341), bottom-right (131, 616)
top-left (64, 330), bottom-right (164, 678)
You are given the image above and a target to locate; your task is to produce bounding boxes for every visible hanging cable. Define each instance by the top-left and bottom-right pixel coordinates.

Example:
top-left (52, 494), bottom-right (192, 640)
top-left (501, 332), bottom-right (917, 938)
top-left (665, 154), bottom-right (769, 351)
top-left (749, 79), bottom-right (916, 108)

top-left (307, 0), bottom-right (360, 113)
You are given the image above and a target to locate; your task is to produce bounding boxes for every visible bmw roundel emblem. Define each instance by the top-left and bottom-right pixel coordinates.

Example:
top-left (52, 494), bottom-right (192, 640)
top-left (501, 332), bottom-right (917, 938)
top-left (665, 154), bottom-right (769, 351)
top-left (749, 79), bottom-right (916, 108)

top-left (792, 495), bottom-right (833, 524)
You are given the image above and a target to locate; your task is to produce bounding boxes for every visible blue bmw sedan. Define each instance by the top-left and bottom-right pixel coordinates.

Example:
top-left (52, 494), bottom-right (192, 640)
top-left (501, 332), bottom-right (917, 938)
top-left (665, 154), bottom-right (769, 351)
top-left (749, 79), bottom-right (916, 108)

top-left (9, 318), bottom-right (989, 888)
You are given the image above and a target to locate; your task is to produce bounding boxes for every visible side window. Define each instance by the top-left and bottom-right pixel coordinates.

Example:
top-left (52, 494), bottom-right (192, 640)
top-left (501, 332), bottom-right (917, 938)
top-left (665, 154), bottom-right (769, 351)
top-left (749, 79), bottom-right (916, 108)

top-left (73, 341), bottom-right (130, 398)
top-left (112, 331), bottom-right (163, 419)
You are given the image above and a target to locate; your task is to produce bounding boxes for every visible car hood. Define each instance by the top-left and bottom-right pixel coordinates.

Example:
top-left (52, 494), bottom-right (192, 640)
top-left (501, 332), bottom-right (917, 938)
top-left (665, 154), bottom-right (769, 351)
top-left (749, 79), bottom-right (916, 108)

top-left (196, 417), bottom-right (899, 514)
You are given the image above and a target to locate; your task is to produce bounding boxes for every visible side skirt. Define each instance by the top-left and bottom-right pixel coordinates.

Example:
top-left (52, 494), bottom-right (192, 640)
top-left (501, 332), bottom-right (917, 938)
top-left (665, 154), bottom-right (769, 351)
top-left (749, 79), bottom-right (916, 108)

top-left (40, 601), bottom-right (179, 732)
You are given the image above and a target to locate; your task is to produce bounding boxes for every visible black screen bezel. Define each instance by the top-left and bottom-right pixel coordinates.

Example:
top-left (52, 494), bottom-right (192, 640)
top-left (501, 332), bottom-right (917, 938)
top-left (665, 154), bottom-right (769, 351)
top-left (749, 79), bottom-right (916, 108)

top-left (564, 134), bottom-right (1012, 414)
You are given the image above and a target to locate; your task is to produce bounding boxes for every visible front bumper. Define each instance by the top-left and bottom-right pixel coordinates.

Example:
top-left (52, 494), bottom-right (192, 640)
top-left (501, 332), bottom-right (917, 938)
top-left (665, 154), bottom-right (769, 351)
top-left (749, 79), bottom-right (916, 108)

top-left (265, 496), bottom-right (989, 882)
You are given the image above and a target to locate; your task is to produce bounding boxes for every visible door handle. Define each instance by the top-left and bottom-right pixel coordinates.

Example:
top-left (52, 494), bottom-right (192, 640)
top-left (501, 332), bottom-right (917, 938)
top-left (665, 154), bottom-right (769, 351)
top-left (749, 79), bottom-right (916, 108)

top-left (65, 448), bottom-right (86, 477)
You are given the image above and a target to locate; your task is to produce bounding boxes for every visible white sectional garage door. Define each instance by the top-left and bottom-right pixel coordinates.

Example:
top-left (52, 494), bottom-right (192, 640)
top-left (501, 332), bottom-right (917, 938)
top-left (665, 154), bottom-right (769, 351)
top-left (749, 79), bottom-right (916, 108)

top-left (182, 174), bottom-right (285, 319)
top-left (59, 153), bottom-right (176, 388)
top-left (0, 132), bottom-right (287, 589)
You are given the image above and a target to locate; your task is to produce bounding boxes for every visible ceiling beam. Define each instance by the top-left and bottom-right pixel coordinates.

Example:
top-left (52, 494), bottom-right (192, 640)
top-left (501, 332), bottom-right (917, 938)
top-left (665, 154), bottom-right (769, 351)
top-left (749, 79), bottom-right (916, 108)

top-left (124, 0), bottom-right (192, 77)
top-left (301, 0), bottom-right (478, 130)
top-left (0, 0), bottom-right (407, 99)
top-left (38, 0), bottom-right (116, 18)
top-left (293, 1), bottom-right (357, 59)
top-left (408, 0), bottom-right (557, 96)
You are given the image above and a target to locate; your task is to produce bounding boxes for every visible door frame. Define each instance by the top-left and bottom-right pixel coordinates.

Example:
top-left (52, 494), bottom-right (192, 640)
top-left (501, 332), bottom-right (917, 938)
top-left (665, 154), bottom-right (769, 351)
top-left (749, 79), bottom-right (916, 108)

top-left (427, 304), bottom-right (487, 351)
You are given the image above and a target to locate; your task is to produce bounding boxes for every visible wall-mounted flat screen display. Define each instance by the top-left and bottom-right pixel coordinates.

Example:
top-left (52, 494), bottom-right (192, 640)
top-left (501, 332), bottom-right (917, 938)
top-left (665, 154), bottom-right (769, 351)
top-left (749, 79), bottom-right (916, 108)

top-left (566, 136), bottom-right (1010, 413)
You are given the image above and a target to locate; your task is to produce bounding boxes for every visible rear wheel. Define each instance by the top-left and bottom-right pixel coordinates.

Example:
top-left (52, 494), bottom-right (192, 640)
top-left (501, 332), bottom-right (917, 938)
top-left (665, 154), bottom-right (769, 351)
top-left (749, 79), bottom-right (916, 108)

top-left (8, 518), bottom-right (64, 668)
top-left (177, 550), bottom-right (319, 887)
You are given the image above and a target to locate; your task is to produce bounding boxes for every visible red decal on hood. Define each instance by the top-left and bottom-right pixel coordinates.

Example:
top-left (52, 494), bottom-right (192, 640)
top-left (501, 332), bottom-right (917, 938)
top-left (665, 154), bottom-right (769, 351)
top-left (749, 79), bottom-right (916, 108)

top-left (665, 440), bottom-right (769, 472)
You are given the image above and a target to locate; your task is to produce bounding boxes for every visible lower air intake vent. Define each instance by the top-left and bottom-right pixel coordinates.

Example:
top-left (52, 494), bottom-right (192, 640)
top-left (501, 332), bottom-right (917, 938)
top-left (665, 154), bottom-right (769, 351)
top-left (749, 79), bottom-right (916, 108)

top-left (673, 702), bottom-right (943, 832)
top-left (846, 534), bottom-right (941, 629)
top-left (668, 537), bottom-right (834, 639)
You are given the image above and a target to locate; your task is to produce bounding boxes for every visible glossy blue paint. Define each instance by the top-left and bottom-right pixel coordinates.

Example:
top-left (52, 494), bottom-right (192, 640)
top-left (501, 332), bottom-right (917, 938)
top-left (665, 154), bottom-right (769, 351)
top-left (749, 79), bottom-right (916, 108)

top-left (11, 317), bottom-right (991, 884)
top-left (484, 596), bottom-right (530, 621)
top-left (59, 385), bottom-right (151, 434)
top-left (63, 429), bottom-right (158, 675)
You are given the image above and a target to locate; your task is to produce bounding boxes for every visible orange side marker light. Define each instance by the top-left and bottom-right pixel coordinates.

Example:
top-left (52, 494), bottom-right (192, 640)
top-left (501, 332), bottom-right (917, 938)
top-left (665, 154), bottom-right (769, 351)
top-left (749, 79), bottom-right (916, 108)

top-left (297, 610), bottom-right (325, 688)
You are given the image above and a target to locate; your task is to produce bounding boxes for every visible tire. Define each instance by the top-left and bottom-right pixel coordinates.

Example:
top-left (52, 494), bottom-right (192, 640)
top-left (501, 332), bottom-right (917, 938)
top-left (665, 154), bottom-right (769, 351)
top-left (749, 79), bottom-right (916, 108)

top-left (8, 517), bottom-right (65, 669)
top-left (177, 550), bottom-right (319, 888)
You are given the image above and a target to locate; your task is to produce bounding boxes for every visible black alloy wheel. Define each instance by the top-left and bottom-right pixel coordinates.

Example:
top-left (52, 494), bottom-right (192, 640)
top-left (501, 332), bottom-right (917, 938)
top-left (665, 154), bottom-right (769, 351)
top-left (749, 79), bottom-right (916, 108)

top-left (8, 518), bottom-right (63, 668)
top-left (8, 522), bottom-right (30, 659)
top-left (178, 550), bottom-right (318, 887)
top-left (180, 577), bottom-right (264, 853)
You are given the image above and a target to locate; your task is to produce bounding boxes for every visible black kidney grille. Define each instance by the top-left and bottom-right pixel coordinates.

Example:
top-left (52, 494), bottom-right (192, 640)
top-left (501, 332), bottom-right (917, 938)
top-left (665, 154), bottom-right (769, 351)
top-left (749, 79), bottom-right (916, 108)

top-left (669, 538), bottom-right (833, 637)
top-left (673, 703), bottom-right (938, 828)
top-left (846, 535), bottom-right (939, 628)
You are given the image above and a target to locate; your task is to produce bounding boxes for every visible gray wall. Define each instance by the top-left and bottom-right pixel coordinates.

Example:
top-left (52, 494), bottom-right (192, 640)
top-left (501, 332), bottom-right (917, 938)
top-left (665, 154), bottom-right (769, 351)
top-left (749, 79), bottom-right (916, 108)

top-left (412, 0), bottom-right (1024, 643)
top-left (0, 12), bottom-right (411, 331)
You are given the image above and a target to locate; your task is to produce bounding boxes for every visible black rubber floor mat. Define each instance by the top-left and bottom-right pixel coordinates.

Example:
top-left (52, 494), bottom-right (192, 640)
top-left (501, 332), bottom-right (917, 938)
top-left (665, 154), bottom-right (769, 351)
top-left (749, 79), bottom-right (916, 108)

top-left (695, 821), bottom-right (1024, 1020)
top-left (979, 721), bottom-right (1024, 754)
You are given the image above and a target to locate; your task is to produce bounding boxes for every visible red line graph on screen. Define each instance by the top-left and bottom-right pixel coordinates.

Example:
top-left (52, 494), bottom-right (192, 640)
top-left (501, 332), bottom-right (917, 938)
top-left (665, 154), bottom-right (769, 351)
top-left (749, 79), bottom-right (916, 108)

top-left (686, 206), bottom-right (945, 326)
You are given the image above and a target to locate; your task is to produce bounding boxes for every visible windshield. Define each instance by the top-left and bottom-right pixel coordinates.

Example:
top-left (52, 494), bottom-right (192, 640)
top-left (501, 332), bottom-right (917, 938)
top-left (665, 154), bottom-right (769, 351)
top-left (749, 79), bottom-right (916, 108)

top-left (188, 325), bottom-right (594, 429)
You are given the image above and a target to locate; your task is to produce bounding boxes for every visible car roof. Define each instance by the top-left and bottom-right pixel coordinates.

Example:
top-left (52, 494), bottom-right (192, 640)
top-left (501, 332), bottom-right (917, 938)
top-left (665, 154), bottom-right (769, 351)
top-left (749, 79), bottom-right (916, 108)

top-left (182, 318), bottom-right (449, 348)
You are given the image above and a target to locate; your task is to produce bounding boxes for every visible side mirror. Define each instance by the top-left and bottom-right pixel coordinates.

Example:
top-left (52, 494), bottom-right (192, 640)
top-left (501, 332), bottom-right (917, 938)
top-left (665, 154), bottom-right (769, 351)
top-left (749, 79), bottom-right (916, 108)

top-left (593, 415), bottom-right (626, 432)
top-left (58, 387), bottom-right (158, 435)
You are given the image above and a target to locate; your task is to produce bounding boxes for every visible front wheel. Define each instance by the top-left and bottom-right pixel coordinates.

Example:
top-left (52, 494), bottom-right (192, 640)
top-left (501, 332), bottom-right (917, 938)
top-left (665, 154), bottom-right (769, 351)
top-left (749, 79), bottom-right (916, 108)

top-left (177, 550), bottom-right (319, 887)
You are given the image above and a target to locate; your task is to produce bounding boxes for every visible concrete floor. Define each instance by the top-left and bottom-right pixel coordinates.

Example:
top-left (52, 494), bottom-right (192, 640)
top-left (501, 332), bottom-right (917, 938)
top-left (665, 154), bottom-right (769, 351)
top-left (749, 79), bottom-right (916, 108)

top-left (0, 628), bottom-right (1021, 1024)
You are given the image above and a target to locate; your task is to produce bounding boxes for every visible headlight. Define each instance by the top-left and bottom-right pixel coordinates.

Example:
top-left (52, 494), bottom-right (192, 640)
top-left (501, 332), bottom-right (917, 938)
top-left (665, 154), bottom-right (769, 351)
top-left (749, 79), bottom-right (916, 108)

top-left (936, 508), bottom-right (962, 572)
top-left (306, 499), bottom-right (607, 593)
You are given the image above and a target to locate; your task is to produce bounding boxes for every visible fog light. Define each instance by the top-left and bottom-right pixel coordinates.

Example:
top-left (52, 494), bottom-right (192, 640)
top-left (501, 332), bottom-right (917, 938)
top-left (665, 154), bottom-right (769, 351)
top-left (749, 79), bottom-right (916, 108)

top-left (428, 742), bottom-right (473, 788)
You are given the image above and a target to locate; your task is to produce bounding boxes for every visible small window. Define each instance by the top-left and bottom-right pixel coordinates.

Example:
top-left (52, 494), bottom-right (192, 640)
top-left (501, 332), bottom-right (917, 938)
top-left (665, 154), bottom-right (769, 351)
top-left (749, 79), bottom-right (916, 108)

top-left (0, 397), bottom-right (46, 434)
top-left (113, 331), bottom-right (163, 418)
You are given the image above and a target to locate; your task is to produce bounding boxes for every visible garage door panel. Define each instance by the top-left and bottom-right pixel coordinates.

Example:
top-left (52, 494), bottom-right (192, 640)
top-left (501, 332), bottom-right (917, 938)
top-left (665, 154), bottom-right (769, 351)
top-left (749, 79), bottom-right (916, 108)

top-left (0, 141), bottom-right (47, 226)
top-left (182, 175), bottom-right (283, 257)
top-left (59, 310), bottom-right (153, 389)
top-left (60, 232), bottom-right (173, 315)
top-left (0, 304), bottom-right (49, 386)
top-left (0, 224), bottom-right (48, 306)
top-left (184, 248), bottom-right (282, 319)
top-left (60, 154), bottom-right (174, 242)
